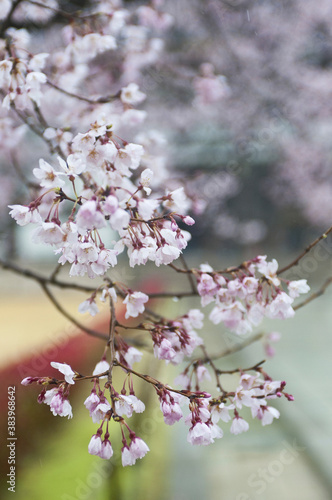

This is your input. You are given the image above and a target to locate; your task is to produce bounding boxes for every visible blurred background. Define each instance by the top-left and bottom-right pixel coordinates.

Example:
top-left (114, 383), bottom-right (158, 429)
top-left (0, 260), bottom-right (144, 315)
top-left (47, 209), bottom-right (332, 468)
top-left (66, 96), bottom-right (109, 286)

top-left (1, 0), bottom-right (332, 499)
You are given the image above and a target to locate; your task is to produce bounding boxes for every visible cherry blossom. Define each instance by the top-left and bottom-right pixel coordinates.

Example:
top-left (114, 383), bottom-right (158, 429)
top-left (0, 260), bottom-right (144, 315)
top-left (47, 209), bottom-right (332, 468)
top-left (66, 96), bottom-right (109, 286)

top-left (5, 0), bottom-right (318, 471)
top-left (41, 388), bottom-right (73, 419)
top-left (50, 362), bottom-right (76, 385)
top-left (121, 83), bottom-right (146, 105)
top-left (114, 394), bottom-right (145, 418)
top-left (230, 416), bottom-right (249, 435)
top-left (123, 291), bottom-right (149, 319)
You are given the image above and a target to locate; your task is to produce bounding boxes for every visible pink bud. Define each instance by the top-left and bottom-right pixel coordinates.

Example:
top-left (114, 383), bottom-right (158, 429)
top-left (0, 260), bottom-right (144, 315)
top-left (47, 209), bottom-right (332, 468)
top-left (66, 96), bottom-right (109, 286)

top-left (21, 377), bottom-right (38, 385)
top-left (183, 216), bottom-right (195, 225)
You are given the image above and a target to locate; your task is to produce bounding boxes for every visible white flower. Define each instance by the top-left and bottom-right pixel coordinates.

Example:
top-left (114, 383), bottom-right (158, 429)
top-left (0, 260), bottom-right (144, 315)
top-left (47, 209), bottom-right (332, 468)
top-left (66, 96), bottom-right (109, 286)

top-left (28, 53), bottom-right (49, 72)
top-left (33, 159), bottom-right (65, 188)
top-left (253, 406), bottom-right (280, 426)
top-left (103, 195), bottom-right (118, 215)
top-left (88, 435), bottom-right (103, 456)
top-left (287, 279), bottom-right (310, 298)
top-left (160, 399), bottom-right (183, 425)
top-left (266, 292), bottom-right (295, 319)
top-left (0, 0), bottom-right (11, 21)
top-left (122, 347), bottom-right (143, 367)
top-left (43, 389), bottom-right (73, 419)
top-left (123, 291), bottom-right (149, 319)
top-left (84, 391), bottom-right (100, 413)
top-left (129, 437), bottom-right (149, 459)
top-left (230, 417), bottom-right (249, 435)
top-left (0, 59), bottom-right (13, 88)
top-left (256, 256), bottom-right (280, 286)
top-left (121, 83), bottom-right (146, 105)
top-left (50, 362), bottom-right (76, 384)
top-left (114, 395), bottom-right (145, 417)
top-left (196, 366), bottom-right (211, 382)
top-left (92, 360), bottom-right (110, 378)
top-left (76, 200), bottom-right (106, 231)
top-left (140, 168), bottom-right (153, 195)
top-left (109, 207), bottom-right (130, 232)
top-left (211, 403), bottom-right (235, 424)
top-left (187, 422), bottom-right (214, 446)
top-left (163, 187), bottom-right (190, 214)
top-left (8, 205), bottom-right (41, 226)
top-left (100, 439), bottom-right (113, 459)
top-left (78, 299), bottom-right (99, 316)
top-left (137, 199), bottom-right (159, 219)
top-left (122, 446), bottom-right (136, 466)
top-left (32, 222), bottom-right (65, 246)
top-left (114, 143), bottom-right (144, 174)
top-left (91, 401), bottom-right (111, 423)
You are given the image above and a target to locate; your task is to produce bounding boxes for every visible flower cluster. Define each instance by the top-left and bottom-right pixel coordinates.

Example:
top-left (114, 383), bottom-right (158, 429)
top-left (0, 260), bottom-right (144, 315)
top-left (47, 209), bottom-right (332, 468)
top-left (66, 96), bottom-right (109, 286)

top-left (21, 360), bottom-right (291, 466)
top-left (9, 121), bottom-right (195, 278)
top-left (196, 257), bottom-right (310, 335)
top-left (0, 51), bottom-right (48, 109)
top-left (150, 309), bottom-right (204, 364)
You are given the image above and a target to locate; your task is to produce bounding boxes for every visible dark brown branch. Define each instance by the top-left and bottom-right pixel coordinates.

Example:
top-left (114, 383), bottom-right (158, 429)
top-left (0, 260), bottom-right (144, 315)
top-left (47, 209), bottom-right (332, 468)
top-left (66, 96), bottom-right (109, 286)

top-left (198, 331), bottom-right (265, 363)
top-left (216, 360), bottom-right (265, 376)
top-left (39, 282), bottom-right (108, 341)
top-left (200, 345), bottom-right (225, 394)
top-left (107, 297), bottom-right (117, 384)
top-left (113, 359), bottom-right (207, 399)
top-left (25, 0), bottom-right (78, 19)
top-left (278, 225), bottom-right (332, 274)
top-left (0, 0), bottom-right (24, 37)
top-left (11, 104), bottom-right (65, 159)
top-left (0, 258), bottom-right (97, 293)
top-left (148, 291), bottom-right (197, 299)
top-left (180, 254), bottom-right (197, 294)
top-left (46, 80), bottom-right (119, 104)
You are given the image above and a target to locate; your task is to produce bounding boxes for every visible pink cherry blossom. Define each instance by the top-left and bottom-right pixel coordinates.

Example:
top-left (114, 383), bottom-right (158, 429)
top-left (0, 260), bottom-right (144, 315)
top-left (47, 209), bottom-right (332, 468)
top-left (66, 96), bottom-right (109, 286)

top-left (123, 291), bottom-right (149, 319)
top-left (76, 200), bottom-right (106, 231)
top-left (187, 422), bottom-right (214, 446)
top-left (42, 388), bottom-right (73, 419)
top-left (114, 395), bottom-right (145, 418)
top-left (230, 417), bottom-right (249, 435)
top-left (121, 446), bottom-right (136, 467)
top-left (88, 434), bottom-right (103, 456)
top-left (129, 437), bottom-right (150, 459)
top-left (100, 438), bottom-right (114, 459)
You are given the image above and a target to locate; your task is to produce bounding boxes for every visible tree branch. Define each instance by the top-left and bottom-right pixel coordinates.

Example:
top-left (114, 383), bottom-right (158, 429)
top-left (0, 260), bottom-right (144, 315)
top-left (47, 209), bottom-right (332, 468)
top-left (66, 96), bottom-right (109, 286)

top-left (39, 282), bottom-right (108, 341)
top-left (278, 225), bottom-right (332, 274)
top-left (293, 276), bottom-right (332, 311)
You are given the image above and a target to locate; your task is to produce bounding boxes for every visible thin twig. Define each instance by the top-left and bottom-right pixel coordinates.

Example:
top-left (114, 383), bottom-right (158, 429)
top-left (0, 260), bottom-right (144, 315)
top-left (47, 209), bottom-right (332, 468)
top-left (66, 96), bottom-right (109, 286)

top-left (278, 226), bottom-right (332, 274)
top-left (148, 291), bottom-right (197, 299)
top-left (0, 0), bottom-right (24, 37)
top-left (107, 296), bottom-right (117, 384)
top-left (113, 359), bottom-right (207, 399)
top-left (180, 254), bottom-right (197, 294)
top-left (200, 345), bottom-right (225, 394)
top-left (216, 360), bottom-right (265, 375)
top-left (199, 331), bottom-right (265, 363)
top-left (293, 276), bottom-right (332, 311)
top-left (40, 282), bottom-right (108, 341)
top-left (0, 259), bottom-right (97, 293)
top-left (25, 0), bottom-right (79, 19)
top-left (46, 80), bottom-right (118, 104)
